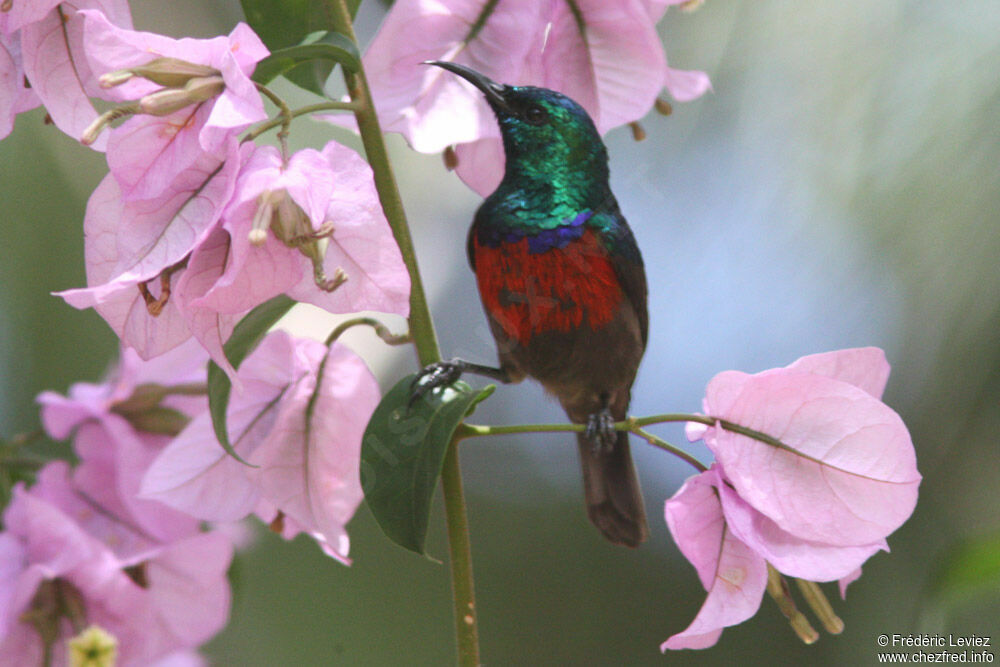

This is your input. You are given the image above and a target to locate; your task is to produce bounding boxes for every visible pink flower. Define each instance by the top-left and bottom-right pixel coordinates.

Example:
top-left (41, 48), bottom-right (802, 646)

top-left (3, 1), bottom-right (132, 150)
top-left (696, 347), bottom-right (920, 546)
top-left (141, 330), bottom-right (379, 563)
top-left (36, 340), bottom-right (212, 554)
top-left (56, 139), bottom-right (243, 360)
top-left (177, 141), bottom-right (410, 378)
top-left (150, 651), bottom-right (209, 667)
top-left (172, 227), bottom-right (243, 377)
top-left (58, 134), bottom-right (409, 373)
top-left (0, 31), bottom-right (40, 140)
top-left (0, 343), bottom-right (234, 662)
top-left (343, 0), bottom-right (709, 194)
top-left (78, 10), bottom-right (269, 199)
top-left (663, 348), bottom-right (920, 650)
top-left (38, 339), bottom-right (209, 436)
top-left (662, 468), bottom-right (768, 650)
top-left (713, 477), bottom-right (887, 583)
top-left (0, 463), bottom-right (232, 665)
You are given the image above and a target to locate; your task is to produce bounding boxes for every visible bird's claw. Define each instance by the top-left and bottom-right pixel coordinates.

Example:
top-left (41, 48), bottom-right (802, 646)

top-left (585, 408), bottom-right (617, 453)
top-left (409, 360), bottom-right (463, 408)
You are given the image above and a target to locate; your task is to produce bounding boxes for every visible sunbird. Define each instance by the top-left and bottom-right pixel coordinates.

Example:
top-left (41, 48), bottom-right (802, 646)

top-left (414, 61), bottom-right (649, 547)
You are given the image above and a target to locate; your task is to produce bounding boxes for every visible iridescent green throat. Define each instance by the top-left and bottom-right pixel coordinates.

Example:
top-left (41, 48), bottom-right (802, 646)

top-left (484, 86), bottom-right (614, 232)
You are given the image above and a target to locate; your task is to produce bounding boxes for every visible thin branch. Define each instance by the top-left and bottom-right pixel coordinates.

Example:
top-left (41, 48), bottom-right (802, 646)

top-left (461, 412), bottom-right (795, 463)
top-left (254, 82), bottom-right (293, 159)
top-left (242, 100), bottom-right (362, 143)
top-left (457, 418), bottom-right (709, 473)
top-left (325, 0), bottom-right (469, 663)
top-left (326, 5), bottom-right (440, 367)
top-left (325, 317), bottom-right (412, 347)
top-left (631, 427), bottom-right (708, 473)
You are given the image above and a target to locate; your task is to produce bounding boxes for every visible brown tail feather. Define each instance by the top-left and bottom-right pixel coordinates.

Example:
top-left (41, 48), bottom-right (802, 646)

top-left (577, 430), bottom-right (648, 547)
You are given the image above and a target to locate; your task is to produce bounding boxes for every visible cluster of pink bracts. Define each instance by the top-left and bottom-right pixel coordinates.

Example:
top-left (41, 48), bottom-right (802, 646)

top-left (1, 0), bottom-right (919, 662)
top-left (665, 347), bottom-right (919, 648)
top-left (1, 334), bottom-right (379, 663)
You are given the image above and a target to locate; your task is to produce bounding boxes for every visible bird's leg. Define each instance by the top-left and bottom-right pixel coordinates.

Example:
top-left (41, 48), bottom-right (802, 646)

top-left (584, 393), bottom-right (617, 453)
top-left (409, 358), bottom-right (513, 406)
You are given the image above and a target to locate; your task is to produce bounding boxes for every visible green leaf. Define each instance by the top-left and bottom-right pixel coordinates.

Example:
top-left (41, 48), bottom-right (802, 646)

top-left (207, 295), bottom-right (296, 466)
top-left (361, 375), bottom-right (492, 555)
top-left (241, 0), bottom-right (365, 48)
top-left (240, 0), bottom-right (328, 51)
top-left (241, 0), bottom-right (362, 95)
top-left (251, 32), bottom-right (360, 94)
top-left (273, 31), bottom-right (360, 95)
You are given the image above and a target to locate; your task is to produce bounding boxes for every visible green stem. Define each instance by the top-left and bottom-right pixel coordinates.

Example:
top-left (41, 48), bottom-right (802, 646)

top-left (440, 436), bottom-right (480, 665)
top-left (254, 82), bottom-right (293, 159)
top-left (461, 411), bottom-right (791, 460)
top-left (463, 0), bottom-right (500, 44)
top-left (458, 410), bottom-right (811, 475)
top-left (324, 316), bottom-right (412, 346)
top-left (326, 2), bottom-right (475, 664)
top-left (327, 0), bottom-right (440, 367)
top-left (457, 422), bottom-right (589, 437)
top-left (460, 413), bottom-right (711, 435)
top-left (242, 100), bottom-right (361, 143)
top-left (629, 412), bottom-right (710, 427)
top-left (631, 427), bottom-right (708, 473)
top-left (456, 418), bottom-right (709, 473)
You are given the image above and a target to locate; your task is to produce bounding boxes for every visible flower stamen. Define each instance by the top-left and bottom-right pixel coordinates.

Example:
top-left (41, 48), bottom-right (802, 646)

top-left (795, 579), bottom-right (844, 635)
top-left (765, 565), bottom-right (819, 644)
top-left (443, 145), bottom-right (459, 170)
top-left (137, 259), bottom-right (187, 316)
top-left (315, 266), bottom-right (348, 293)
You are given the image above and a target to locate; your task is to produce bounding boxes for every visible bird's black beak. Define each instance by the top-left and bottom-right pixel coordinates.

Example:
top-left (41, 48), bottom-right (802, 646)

top-left (423, 60), bottom-right (510, 111)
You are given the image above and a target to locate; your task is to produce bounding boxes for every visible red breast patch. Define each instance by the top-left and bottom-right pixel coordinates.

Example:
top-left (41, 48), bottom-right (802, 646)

top-left (473, 229), bottom-right (623, 344)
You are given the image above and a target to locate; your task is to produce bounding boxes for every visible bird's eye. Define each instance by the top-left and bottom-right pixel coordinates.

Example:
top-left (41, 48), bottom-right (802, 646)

top-left (524, 105), bottom-right (548, 125)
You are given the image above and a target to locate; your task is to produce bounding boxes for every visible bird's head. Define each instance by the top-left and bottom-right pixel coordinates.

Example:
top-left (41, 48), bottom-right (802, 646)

top-left (425, 61), bottom-right (607, 174)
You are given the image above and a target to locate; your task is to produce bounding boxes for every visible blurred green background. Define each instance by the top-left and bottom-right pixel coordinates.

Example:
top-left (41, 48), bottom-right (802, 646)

top-left (1, 0), bottom-right (998, 664)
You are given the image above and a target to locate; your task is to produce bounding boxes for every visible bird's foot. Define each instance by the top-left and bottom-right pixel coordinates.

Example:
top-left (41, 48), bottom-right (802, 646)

top-left (585, 408), bottom-right (617, 453)
top-left (409, 359), bottom-right (464, 408)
